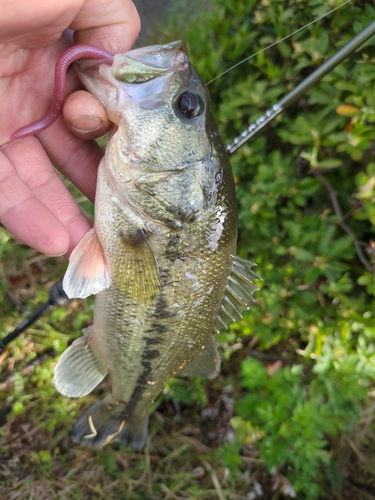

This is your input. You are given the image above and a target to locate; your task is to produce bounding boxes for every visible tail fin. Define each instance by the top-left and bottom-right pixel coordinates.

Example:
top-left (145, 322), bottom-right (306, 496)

top-left (71, 395), bottom-right (149, 449)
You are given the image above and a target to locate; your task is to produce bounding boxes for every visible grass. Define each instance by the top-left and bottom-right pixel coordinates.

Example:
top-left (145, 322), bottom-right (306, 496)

top-left (0, 271), bottom-right (263, 500)
top-left (1, 256), bottom-right (375, 499)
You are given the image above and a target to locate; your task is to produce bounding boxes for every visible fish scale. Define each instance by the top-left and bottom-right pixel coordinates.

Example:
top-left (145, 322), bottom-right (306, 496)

top-left (51, 41), bottom-right (260, 448)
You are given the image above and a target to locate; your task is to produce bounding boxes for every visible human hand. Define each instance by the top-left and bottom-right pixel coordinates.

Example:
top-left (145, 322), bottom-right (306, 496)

top-left (0, 0), bottom-right (140, 257)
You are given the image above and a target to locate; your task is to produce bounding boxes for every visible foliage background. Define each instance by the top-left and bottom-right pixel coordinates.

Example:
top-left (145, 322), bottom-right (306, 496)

top-left (1, 0), bottom-right (375, 498)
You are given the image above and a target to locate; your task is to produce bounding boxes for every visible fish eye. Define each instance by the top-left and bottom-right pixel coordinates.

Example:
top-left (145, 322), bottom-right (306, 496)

top-left (174, 91), bottom-right (205, 119)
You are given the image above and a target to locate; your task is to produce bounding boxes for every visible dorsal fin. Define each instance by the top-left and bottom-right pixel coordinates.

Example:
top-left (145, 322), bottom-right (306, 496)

top-left (214, 256), bottom-right (261, 334)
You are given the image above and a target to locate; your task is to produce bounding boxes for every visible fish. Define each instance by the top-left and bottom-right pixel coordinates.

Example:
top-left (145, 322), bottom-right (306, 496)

top-left (55, 41), bottom-right (260, 448)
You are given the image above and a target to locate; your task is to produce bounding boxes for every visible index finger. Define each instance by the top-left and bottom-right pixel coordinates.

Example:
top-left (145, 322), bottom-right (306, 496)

top-left (41, 0), bottom-right (140, 200)
top-left (63, 0), bottom-right (141, 145)
top-left (71, 0), bottom-right (141, 53)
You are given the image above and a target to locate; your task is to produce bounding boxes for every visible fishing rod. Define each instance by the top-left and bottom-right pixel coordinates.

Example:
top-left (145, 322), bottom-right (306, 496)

top-left (0, 281), bottom-right (69, 354)
top-left (227, 18), bottom-right (375, 154)
top-left (1, 19), bottom-right (375, 350)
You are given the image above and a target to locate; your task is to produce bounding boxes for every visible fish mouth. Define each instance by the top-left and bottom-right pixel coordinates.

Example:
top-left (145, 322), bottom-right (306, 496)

top-left (78, 41), bottom-right (188, 82)
top-left (74, 41), bottom-right (192, 123)
top-left (113, 41), bottom-right (188, 79)
top-left (110, 41), bottom-right (189, 85)
top-left (77, 41), bottom-right (188, 75)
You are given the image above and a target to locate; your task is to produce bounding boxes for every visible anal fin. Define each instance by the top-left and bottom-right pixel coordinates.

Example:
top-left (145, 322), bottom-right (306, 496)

top-left (63, 227), bottom-right (111, 299)
top-left (179, 334), bottom-right (220, 379)
top-left (54, 329), bottom-right (108, 398)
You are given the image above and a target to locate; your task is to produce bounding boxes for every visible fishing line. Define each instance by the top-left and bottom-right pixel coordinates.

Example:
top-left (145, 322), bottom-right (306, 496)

top-left (227, 18), bottom-right (375, 154)
top-left (208, 0), bottom-right (352, 85)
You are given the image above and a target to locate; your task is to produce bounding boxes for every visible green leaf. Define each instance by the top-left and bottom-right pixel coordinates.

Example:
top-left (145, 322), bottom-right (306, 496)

top-left (324, 235), bottom-right (353, 260)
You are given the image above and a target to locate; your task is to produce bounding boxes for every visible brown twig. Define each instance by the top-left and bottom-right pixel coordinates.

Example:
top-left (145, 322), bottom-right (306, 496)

top-left (317, 174), bottom-right (374, 273)
top-left (345, 436), bottom-right (366, 463)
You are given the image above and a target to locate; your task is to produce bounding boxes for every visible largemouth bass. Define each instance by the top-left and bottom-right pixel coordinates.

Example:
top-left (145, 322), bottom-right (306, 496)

top-left (56, 41), bottom-right (259, 448)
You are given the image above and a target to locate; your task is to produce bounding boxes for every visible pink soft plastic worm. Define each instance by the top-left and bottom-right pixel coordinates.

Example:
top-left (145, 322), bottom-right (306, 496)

top-left (11, 45), bottom-right (114, 140)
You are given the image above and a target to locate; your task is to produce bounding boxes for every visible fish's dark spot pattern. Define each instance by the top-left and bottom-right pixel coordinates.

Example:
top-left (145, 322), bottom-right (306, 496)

top-left (158, 266), bottom-right (171, 282)
top-left (120, 228), bottom-right (148, 246)
top-left (165, 235), bottom-right (181, 261)
top-left (141, 361), bottom-right (152, 375)
top-left (142, 349), bottom-right (160, 360)
top-left (126, 290), bottom-right (176, 412)
top-left (152, 294), bottom-right (175, 320)
top-left (146, 323), bottom-right (166, 335)
top-left (144, 336), bottom-right (163, 345)
top-left (128, 360), bottom-right (153, 410)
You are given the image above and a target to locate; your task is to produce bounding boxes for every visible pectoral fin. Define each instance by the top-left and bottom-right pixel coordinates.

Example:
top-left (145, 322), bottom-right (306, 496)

top-left (179, 334), bottom-right (220, 379)
top-left (54, 329), bottom-right (108, 398)
top-left (63, 228), bottom-right (111, 299)
top-left (113, 229), bottom-right (160, 302)
top-left (214, 255), bottom-right (261, 333)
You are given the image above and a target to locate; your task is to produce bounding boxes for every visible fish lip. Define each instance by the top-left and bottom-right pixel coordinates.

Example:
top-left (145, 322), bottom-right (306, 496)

top-left (75, 41), bottom-right (188, 77)
top-left (113, 41), bottom-right (188, 68)
top-left (110, 41), bottom-right (189, 82)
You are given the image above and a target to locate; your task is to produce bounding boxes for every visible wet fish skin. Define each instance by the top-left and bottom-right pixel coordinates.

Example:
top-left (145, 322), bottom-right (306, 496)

top-left (56, 41), bottom-right (258, 448)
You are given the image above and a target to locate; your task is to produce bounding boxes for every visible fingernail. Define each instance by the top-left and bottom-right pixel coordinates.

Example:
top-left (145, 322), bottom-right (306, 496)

top-left (68, 115), bottom-right (103, 134)
top-left (44, 248), bottom-right (69, 257)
